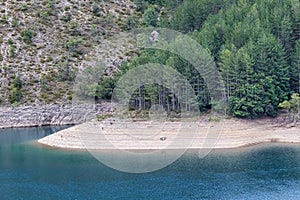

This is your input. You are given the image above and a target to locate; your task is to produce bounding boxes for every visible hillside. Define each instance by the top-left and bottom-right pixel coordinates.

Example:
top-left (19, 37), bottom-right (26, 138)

top-left (0, 0), bottom-right (138, 105)
top-left (1, 0), bottom-right (300, 120)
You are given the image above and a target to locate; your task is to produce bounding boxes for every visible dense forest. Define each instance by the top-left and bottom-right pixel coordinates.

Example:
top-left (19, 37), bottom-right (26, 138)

top-left (2, 0), bottom-right (298, 119)
top-left (95, 0), bottom-right (300, 119)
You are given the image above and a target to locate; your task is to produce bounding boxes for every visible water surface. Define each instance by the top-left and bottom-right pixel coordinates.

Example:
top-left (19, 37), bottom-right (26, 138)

top-left (0, 126), bottom-right (299, 199)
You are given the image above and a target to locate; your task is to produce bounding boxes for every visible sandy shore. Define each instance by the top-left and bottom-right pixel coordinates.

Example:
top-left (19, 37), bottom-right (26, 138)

top-left (37, 117), bottom-right (300, 150)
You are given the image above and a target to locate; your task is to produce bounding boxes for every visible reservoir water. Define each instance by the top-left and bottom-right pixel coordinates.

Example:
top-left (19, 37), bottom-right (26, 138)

top-left (0, 126), bottom-right (300, 199)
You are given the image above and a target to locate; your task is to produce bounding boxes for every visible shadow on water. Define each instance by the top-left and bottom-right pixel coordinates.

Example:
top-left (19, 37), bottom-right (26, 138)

top-left (0, 126), bottom-right (70, 145)
top-left (0, 126), bottom-right (300, 199)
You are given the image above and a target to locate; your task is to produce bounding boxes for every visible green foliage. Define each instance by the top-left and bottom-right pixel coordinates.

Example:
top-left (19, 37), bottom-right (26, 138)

top-left (12, 16), bottom-right (18, 27)
top-left (20, 3), bottom-right (28, 11)
top-left (279, 93), bottom-right (300, 113)
top-left (8, 38), bottom-right (16, 57)
top-left (73, 63), bottom-right (116, 101)
top-left (123, 16), bottom-right (139, 30)
top-left (118, 0), bottom-right (300, 118)
top-left (113, 48), bottom-right (210, 113)
top-left (21, 28), bottom-right (34, 44)
top-left (65, 38), bottom-right (83, 56)
top-left (0, 14), bottom-right (8, 23)
top-left (40, 75), bottom-right (51, 91)
top-left (13, 76), bottom-right (22, 89)
top-left (92, 3), bottom-right (101, 16)
top-left (220, 33), bottom-right (289, 118)
top-left (290, 40), bottom-right (300, 93)
top-left (9, 45), bottom-right (15, 58)
top-left (96, 77), bottom-right (116, 100)
top-left (46, 0), bottom-right (56, 9)
top-left (9, 88), bottom-right (22, 104)
top-left (69, 20), bottom-right (80, 36)
top-left (96, 114), bottom-right (113, 121)
top-left (142, 7), bottom-right (158, 27)
top-left (64, 6), bottom-right (70, 11)
top-left (186, 0), bottom-right (298, 118)
top-left (165, 0), bottom-right (227, 33)
top-left (9, 76), bottom-right (23, 104)
top-left (2, 0), bottom-right (297, 116)
top-left (57, 62), bottom-right (77, 81)
top-left (134, 0), bottom-right (149, 12)
top-left (61, 12), bottom-right (72, 22)
top-left (7, 38), bottom-right (14, 45)
top-left (279, 100), bottom-right (291, 112)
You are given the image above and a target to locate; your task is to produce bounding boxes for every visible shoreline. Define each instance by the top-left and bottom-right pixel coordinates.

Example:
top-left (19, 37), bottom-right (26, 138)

top-left (37, 118), bottom-right (300, 151)
top-left (35, 140), bottom-right (300, 151)
top-left (0, 123), bottom-right (76, 129)
top-left (0, 103), bottom-right (113, 129)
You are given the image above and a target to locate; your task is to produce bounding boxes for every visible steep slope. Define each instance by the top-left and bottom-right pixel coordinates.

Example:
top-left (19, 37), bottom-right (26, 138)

top-left (0, 0), bottom-right (137, 105)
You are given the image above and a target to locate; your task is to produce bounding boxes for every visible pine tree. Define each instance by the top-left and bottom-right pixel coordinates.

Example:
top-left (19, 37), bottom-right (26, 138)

top-left (290, 40), bottom-right (300, 93)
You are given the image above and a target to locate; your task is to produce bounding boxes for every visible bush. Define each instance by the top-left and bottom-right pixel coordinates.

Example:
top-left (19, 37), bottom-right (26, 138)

top-left (279, 93), bottom-right (300, 113)
top-left (0, 14), bottom-right (8, 23)
top-left (62, 12), bottom-right (72, 22)
top-left (21, 28), bottom-right (34, 44)
top-left (92, 3), bottom-right (101, 16)
top-left (65, 38), bottom-right (83, 56)
top-left (64, 6), bottom-right (70, 11)
top-left (9, 45), bottom-right (15, 57)
top-left (142, 7), bottom-right (158, 27)
top-left (7, 38), bottom-right (14, 45)
top-left (13, 76), bottom-right (22, 89)
top-left (9, 88), bottom-right (22, 104)
top-left (123, 16), bottom-right (139, 30)
top-left (57, 62), bottom-right (77, 81)
top-left (12, 16), bottom-right (18, 27)
top-left (20, 3), bottom-right (28, 11)
top-left (134, 0), bottom-right (149, 12)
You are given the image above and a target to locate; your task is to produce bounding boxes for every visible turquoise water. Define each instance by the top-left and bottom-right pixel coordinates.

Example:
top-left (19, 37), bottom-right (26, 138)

top-left (0, 127), bottom-right (300, 199)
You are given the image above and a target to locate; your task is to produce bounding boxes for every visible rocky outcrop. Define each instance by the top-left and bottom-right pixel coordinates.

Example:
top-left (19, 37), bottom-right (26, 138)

top-left (0, 103), bottom-right (112, 129)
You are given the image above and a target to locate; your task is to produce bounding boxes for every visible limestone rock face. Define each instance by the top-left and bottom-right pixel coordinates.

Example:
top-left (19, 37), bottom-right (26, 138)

top-left (0, 103), bottom-right (112, 128)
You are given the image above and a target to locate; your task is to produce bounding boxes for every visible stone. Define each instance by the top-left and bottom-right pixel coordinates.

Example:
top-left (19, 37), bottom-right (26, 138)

top-left (0, 103), bottom-right (113, 129)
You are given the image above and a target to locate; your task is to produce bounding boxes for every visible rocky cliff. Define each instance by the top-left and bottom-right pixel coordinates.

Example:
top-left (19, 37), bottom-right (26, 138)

top-left (0, 103), bottom-right (112, 128)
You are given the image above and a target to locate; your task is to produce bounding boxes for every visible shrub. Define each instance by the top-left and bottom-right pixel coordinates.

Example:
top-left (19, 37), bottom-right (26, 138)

top-left (9, 88), bottom-right (23, 104)
top-left (21, 28), bottom-right (34, 44)
top-left (65, 38), bottom-right (83, 55)
top-left (0, 14), bottom-right (8, 23)
top-left (92, 3), bottom-right (101, 16)
top-left (62, 12), bottom-right (72, 22)
top-left (279, 93), bottom-right (300, 113)
top-left (142, 7), bottom-right (158, 27)
top-left (13, 76), bottom-right (22, 89)
top-left (123, 16), bottom-right (139, 30)
top-left (134, 0), bottom-right (149, 12)
top-left (7, 38), bottom-right (14, 45)
top-left (9, 45), bottom-right (15, 57)
top-left (64, 6), bottom-right (70, 11)
top-left (20, 3), bottom-right (28, 11)
top-left (12, 16), bottom-right (18, 27)
top-left (57, 62), bottom-right (77, 81)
